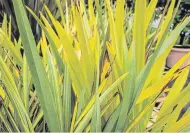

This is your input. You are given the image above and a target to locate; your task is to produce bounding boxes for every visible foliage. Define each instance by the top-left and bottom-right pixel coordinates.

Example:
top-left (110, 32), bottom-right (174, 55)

top-left (0, 0), bottom-right (68, 40)
top-left (0, 0), bottom-right (190, 132)
top-left (173, 0), bottom-right (190, 46)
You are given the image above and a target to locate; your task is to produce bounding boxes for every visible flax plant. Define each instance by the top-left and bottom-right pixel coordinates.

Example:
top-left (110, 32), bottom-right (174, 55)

top-left (0, 0), bottom-right (190, 132)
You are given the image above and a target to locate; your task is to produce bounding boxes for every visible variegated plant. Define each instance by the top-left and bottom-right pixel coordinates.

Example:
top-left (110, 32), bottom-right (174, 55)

top-left (0, 0), bottom-right (190, 132)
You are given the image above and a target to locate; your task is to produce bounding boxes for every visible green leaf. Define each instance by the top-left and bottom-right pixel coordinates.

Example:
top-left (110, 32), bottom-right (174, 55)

top-left (12, 0), bottom-right (61, 131)
top-left (74, 72), bottom-right (128, 132)
top-left (63, 64), bottom-right (72, 132)
top-left (22, 55), bottom-right (29, 113)
top-left (0, 56), bottom-right (33, 132)
top-left (91, 92), bottom-right (101, 132)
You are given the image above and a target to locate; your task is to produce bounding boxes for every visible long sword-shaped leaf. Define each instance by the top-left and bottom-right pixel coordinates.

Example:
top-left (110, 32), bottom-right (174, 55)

top-left (133, 17), bottom-right (190, 112)
top-left (133, 0), bottom-right (146, 74)
top-left (91, 92), bottom-right (101, 132)
top-left (63, 64), bottom-right (72, 132)
top-left (0, 56), bottom-right (33, 132)
top-left (12, 0), bottom-right (61, 131)
top-left (74, 73), bottom-right (128, 132)
top-left (146, 0), bottom-right (159, 28)
top-left (22, 55), bottom-right (29, 113)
